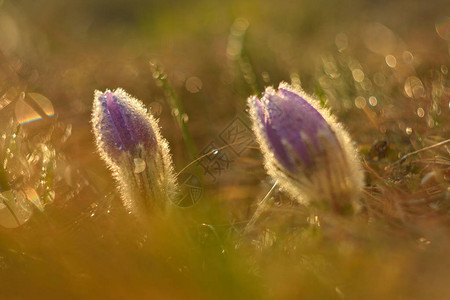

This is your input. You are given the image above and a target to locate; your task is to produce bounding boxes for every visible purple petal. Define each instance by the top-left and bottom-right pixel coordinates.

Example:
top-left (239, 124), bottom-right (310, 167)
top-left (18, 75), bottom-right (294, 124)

top-left (253, 98), bottom-right (295, 171)
top-left (95, 92), bottom-right (124, 157)
top-left (259, 86), bottom-right (340, 170)
top-left (95, 90), bottom-right (157, 159)
top-left (105, 92), bottom-right (136, 151)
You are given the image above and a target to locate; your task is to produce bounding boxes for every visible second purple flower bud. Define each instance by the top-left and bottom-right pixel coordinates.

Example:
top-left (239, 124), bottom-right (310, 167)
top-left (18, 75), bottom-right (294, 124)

top-left (248, 83), bottom-right (364, 214)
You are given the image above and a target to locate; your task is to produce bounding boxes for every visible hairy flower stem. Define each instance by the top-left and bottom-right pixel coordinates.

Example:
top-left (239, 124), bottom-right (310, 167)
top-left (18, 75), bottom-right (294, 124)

top-left (92, 89), bottom-right (178, 219)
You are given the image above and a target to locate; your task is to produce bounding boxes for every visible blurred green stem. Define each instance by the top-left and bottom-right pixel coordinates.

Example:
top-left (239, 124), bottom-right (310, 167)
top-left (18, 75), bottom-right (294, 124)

top-left (150, 61), bottom-right (203, 182)
top-left (227, 18), bottom-right (262, 95)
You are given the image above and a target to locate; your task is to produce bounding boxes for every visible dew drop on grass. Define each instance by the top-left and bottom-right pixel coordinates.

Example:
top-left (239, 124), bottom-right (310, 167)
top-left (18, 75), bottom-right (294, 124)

top-left (363, 23), bottom-right (396, 55)
top-left (149, 102), bottom-right (162, 117)
top-left (133, 158), bottom-right (146, 173)
top-left (417, 237), bottom-right (431, 246)
top-left (373, 72), bottom-right (386, 86)
top-left (171, 108), bottom-right (180, 117)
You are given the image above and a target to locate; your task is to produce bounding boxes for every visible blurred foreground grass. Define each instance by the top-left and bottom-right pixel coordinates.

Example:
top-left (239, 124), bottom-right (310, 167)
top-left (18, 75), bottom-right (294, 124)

top-left (0, 0), bottom-right (449, 299)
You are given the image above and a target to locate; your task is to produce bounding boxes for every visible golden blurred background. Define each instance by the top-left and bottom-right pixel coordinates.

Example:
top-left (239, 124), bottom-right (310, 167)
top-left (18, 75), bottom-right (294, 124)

top-left (0, 0), bottom-right (449, 298)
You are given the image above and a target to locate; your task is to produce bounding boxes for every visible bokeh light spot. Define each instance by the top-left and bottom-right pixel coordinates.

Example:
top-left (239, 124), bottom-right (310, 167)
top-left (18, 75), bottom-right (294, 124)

top-left (404, 76), bottom-right (425, 98)
top-left (354, 96), bottom-right (366, 109)
top-left (335, 33), bottom-right (348, 52)
top-left (402, 51), bottom-right (414, 64)
top-left (417, 107), bottom-right (425, 118)
top-left (0, 13), bottom-right (20, 55)
top-left (385, 55), bottom-right (397, 68)
top-left (363, 23), bottom-right (397, 54)
top-left (352, 69), bottom-right (364, 82)
top-left (185, 76), bottom-right (203, 93)
top-left (405, 127), bottom-right (413, 135)
top-left (435, 16), bottom-right (450, 41)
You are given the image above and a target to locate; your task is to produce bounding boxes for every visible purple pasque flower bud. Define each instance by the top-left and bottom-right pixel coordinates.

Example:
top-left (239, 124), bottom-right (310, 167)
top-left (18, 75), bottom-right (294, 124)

top-left (92, 88), bottom-right (177, 218)
top-left (248, 83), bottom-right (364, 214)
top-left (93, 89), bottom-right (158, 162)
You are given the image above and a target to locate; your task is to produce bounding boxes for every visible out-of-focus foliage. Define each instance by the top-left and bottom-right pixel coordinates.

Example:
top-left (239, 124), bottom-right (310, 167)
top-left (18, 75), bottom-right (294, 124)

top-left (0, 0), bottom-right (449, 298)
